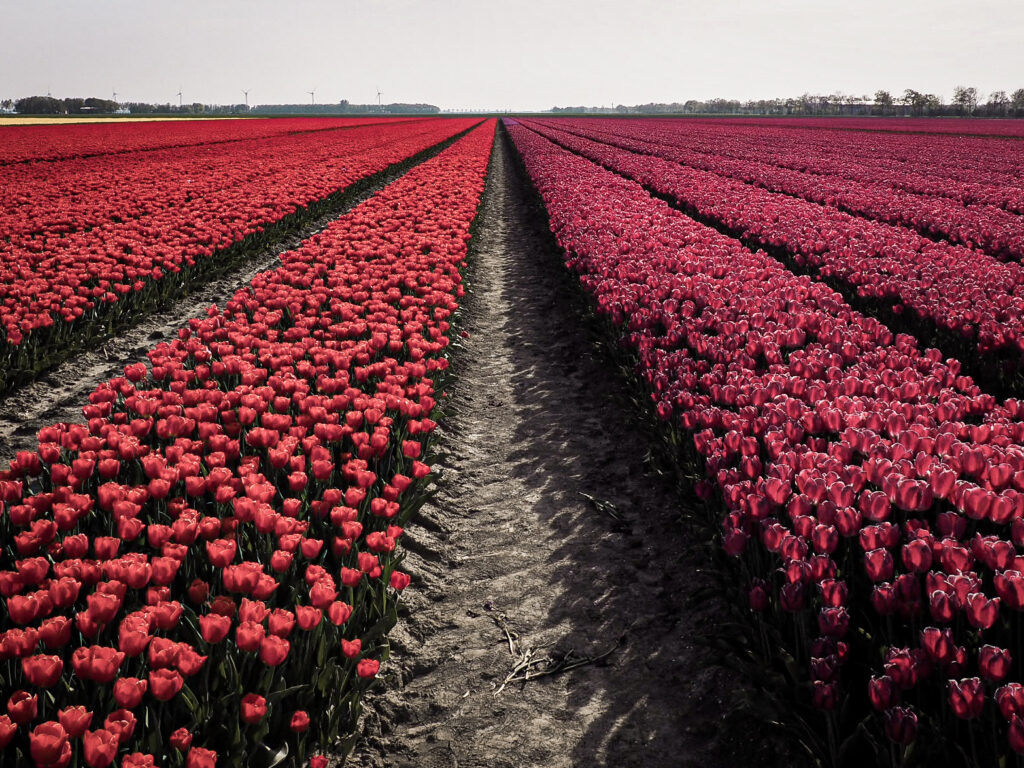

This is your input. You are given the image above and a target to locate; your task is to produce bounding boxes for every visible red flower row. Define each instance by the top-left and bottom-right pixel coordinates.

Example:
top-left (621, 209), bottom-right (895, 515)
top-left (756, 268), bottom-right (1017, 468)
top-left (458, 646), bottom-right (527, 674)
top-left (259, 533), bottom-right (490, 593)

top-left (705, 117), bottom-right (1024, 138)
top-left (544, 116), bottom-right (1024, 214)
top-left (0, 117), bottom-right (410, 165)
top-left (507, 120), bottom-right (1024, 762)
top-left (523, 120), bottom-right (1024, 363)
top-left (0, 119), bottom-right (495, 767)
top-left (535, 117), bottom-right (1024, 260)
top-left (0, 119), bottom-right (476, 351)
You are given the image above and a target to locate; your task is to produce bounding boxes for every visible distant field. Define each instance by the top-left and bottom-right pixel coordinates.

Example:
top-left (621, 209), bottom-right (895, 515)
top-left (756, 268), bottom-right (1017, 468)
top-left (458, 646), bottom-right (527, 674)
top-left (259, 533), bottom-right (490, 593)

top-left (0, 115), bottom-right (249, 125)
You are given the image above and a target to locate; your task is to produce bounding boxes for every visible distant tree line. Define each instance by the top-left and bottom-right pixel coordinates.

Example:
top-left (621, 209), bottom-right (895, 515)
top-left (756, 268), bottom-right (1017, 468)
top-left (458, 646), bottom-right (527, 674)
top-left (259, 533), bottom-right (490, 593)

top-left (0, 96), bottom-right (439, 116)
top-left (4, 96), bottom-right (123, 114)
top-left (550, 87), bottom-right (1024, 117)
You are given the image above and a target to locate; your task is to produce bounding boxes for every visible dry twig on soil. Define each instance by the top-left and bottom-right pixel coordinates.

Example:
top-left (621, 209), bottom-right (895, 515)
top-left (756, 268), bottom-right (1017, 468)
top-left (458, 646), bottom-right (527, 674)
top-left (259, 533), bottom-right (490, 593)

top-left (578, 490), bottom-right (622, 520)
top-left (490, 612), bottom-right (627, 695)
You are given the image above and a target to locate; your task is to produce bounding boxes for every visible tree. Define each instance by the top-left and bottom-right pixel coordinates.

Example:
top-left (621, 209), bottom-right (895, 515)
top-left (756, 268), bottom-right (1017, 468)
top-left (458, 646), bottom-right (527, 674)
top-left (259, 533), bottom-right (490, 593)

top-left (952, 85), bottom-right (979, 115)
top-left (1012, 89), bottom-right (1024, 117)
top-left (901, 89), bottom-right (926, 116)
top-left (83, 97), bottom-right (117, 113)
top-left (874, 90), bottom-right (894, 116)
top-left (14, 95), bottom-right (64, 114)
top-left (986, 90), bottom-right (1009, 116)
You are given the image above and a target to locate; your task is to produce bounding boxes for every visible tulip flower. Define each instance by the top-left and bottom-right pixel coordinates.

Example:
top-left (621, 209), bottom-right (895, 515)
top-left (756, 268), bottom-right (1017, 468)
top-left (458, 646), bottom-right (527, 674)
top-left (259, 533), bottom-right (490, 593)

top-left (290, 710), bottom-right (310, 733)
top-left (169, 727), bottom-right (193, 752)
top-left (883, 706), bottom-right (918, 745)
top-left (979, 646), bottom-right (1013, 682)
top-left (113, 677), bottom-right (148, 708)
top-left (7, 690), bottom-right (38, 724)
top-left (56, 706), bottom-right (92, 738)
top-left (948, 677), bottom-right (985, 719)
top-left (240, 693), bottom-right (267, 724)
top-left (83, 729), bottom-right (120, 768)
top-left (187, 747), bottom-right (218, 768)
top-left (22, 654), bottom-right (64, 688)
top-left (357, 659), bottom-right (381, 678)
top-left (30, 721), bottom-right (69, 767)
top-left (148, 668), bottom-right (184, 701)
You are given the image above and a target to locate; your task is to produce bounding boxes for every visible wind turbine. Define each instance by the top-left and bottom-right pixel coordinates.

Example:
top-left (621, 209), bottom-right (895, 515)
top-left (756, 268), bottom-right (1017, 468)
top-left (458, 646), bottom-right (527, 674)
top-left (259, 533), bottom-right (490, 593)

top-left (308, 89), bottom-right (315, 106)
top-left (177, 90), bottom-right (183, 108)
top-left (377, 89), bottom-right (382, 110)
top-left (242, 89), bottom-right (249, 107)
top-left (113, 89), bottom-right (118, 104)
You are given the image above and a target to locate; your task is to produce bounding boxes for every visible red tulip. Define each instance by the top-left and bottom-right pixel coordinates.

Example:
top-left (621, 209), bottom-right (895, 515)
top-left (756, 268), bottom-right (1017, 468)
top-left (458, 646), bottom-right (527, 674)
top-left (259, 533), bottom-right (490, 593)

top-left (259, 635), bottom-right (290, 666)
top-left (811, 680), bottom-right (838, 710)
top-left (169, 727), bottom-right (193, 752)
top-left (22, 654), bottom-right (64, 688)
top-left (7, 690), bottom-right (38, 724)
top-left (235, 621), bottom-right (265, 652)
top-left (921, 627), bottom-right (956, 664)
top-left (999, 683), bottom-right (1024, 719)
top-left (965, 592), bottom-right (1000, 630)
top-left (868, 676), bottom-right (897, 711)
top-left (748, 581), bottom-right (770, 612)
top-left (200, 613), bottom-right (232, 644)
top-left (113, 677), bottom-right (148, 708)
top-left (187, 747), bottom-right (217, 768)
top-left (82, 729), bottom-right (119, 768)
top-left (30, 721), bottom-right (69, 767)
top-left (357, 658), bottom-right (380, 678)
top-left (883, 706), bottom-right (918, 745)
top-left (295, 605), bottom-right (322, 630)
top-left (103, 710), bottom-right (136, 745)
top-left (71, 646), bottom-right (125, 683)
top-left (863, 548), bottom-right (893, 582)
top-left (290, 710), bottom-right (310, 733)
top-left (57, 706), bottom-right (92, 738)
top-left (327, 601), bottom-right (353, 626)
top-left (148, 668), bottom-right (184, 701)
top-left (342, 638), bottom-right (362, 659)
top-left (948, 677), bottom-right (985, 719)
top-left (979, 646), bottom-right (1013, 682)
top-left (0, 715), bottom-right (16, 748)
top-left (1010, 715), bottom-right (1024, 754)
top-left (240, 693), bottom-right (267, 724)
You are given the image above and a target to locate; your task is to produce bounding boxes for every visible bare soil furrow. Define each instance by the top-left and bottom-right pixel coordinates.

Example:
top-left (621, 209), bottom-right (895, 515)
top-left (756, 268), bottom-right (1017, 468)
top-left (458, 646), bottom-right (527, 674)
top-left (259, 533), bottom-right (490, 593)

top-left (348, 126), bottom-right (785, 768)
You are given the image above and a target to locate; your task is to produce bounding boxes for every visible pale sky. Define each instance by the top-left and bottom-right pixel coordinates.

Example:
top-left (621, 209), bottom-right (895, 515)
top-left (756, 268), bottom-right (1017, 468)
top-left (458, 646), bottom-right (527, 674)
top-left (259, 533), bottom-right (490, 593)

top-left (1, 0), bottom-right (1021, 111)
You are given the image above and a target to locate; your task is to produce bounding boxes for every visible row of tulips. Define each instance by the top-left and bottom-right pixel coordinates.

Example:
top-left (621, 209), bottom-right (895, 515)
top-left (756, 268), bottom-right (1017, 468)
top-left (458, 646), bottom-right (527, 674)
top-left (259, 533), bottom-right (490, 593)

top-left (506, 120), bottom-right (1024, 766)
top-left (531, 118), bottom-right (1024, 261)
top-left (0, 117), bottom-right (411, 165)
top-left (660, 118), bottom-right (1024, 206)
top-left (704, 117), bottom-right (1024, 138)
top-left (0, 119), bottom-right (495, 768)
top-left (520, 120), bottom-right (1024, 385)
top-left (1, 119), bottom-right (434, 246)
top-left (0, 119), bottom-right (478, 393)
top-left (546, 117), bottom-right (1024, 216)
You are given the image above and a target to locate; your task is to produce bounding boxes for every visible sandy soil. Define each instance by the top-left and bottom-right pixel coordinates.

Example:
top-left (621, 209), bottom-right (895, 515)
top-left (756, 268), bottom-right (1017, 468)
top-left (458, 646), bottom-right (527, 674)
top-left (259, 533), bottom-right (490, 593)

top-left (347, 128), bottom-right (794, 768)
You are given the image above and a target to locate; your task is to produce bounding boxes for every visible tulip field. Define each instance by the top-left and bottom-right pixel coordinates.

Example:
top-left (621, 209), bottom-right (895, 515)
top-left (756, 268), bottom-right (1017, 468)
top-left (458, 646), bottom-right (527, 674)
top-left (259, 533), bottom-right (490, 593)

top-left (505, 117), bottom-right (1024, 766)
top-left (2, 112), bottom-right (1024, 768)
top-left (0, 118), bottom-right (493, 768)
top-left (0, 117), bottom-right (474, 394)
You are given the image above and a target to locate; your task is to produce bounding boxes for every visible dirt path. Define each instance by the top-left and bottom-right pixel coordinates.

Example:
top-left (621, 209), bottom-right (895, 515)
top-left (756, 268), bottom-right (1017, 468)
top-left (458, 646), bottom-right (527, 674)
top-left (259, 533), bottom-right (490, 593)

top-left (348, 128), bottom-right (781, 768)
